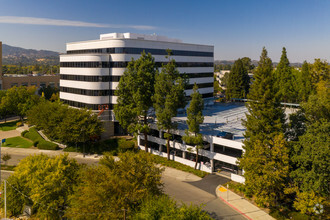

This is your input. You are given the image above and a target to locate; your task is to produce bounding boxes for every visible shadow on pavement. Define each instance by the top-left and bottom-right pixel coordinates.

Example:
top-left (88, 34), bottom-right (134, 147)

top-left (187, 174), bottom-right (231, 196)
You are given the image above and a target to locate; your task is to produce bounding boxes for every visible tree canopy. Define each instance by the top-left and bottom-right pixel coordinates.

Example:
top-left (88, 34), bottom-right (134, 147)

top-left (274, 47), bottom-right (296, 103)
top-left (65, 152), bottom-right (164, 219)
top-left (239, 47), bottom-right (289, 207)
top-left (226, 58), bottom-right (250, 100)
top-left (5, 154), bottom-right (81, 219)
top-left (153, 55), bottom-right (187, 160)
top-left (182, 83), bottom-right (204, 169)
top-left (27, 100), bottom-right (103, 145)
top-left (114, 52), bottom-right (157, 152)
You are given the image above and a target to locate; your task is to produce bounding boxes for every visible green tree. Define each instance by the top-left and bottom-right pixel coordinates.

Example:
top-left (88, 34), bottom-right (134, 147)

top-left (241, 57), bottom-right (255, 71)
top-left (1, 153), bottom-right (11, 165)
top-left (296, 61), bottom-right (313, 102)
top-left (239, 47), bottom-right (289, 208)
top-left (133, 194), bottom-right (212, 220)
top-left (5, 154), bottom-right (81, 219)
top-left (182, 83), bottom-right (204, 169)
top-left (153, 55), bottom-right (187, 160)
top-left (289, 81), bottom-right (329, 214)
top-left (38, 85), bottom-right (59, 100)
top-left (291, 120), bottom-right (329, 198)
top-left (1, 86), bottom-right (39, 123)
top-left (226, 58), bottom-right (250, 100)
top-left (213, 75), bottom-right (222, 95)
top-left (27, 100), bottom-right (103, 146)
top-left (66, 152), bottom-right (163, 219)
top-left (114, 52), bottom-right (157, 152)
top-left (310, 58), bottom-right (329, 84)
top-left (274, 47), bottom-right (296, 103)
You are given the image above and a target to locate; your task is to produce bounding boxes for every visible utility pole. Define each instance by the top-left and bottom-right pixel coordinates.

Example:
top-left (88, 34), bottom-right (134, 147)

top-left (4, 180), bottom-right (7, 219)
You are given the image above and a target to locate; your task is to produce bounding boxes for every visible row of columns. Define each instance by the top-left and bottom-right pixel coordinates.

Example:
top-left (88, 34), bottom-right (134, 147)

top-left (157, 130), bottom-right (215, 172)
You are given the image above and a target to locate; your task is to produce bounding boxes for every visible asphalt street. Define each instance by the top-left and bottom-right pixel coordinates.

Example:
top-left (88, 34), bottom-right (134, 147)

top-left (0, 148), bottom-right (246, 220)
top-left (162, 174), bottom-right (246, 220)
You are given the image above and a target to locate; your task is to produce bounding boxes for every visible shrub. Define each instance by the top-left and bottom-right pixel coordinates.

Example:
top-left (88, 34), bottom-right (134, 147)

top-left (16, 122), bottom-right (23, 127)
top-left (21, 130), bottom-right (28, 137)
top-left (118, 138), bottom-right (136, 152)
top-left (151, 154), bottom-right (208, 178)
top-left (24, 127), bottom-right (59, 150)
top-left (33, 141), bottom-right (39, 147)
top-left (37, 140), bottom-right (59, 150)
top-left (24, 128), bottom-right (42, 142)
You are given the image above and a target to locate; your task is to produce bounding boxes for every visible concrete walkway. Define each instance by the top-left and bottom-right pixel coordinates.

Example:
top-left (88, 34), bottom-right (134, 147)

top-left (0, 124), bottom-right (29, 140)
top-left (216, 185), bottom-right (275, 220)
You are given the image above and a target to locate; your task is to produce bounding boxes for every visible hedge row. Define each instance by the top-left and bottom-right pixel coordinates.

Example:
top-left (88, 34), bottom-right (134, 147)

top-left (22, 128), bottom-right (59, 150)
top-left (63, 138), bottom-right (137, 155)
top-left (151, 154), bottom-right (208, 178)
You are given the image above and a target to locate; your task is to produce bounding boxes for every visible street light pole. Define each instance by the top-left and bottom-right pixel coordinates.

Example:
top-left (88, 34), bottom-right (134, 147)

top-left (4, 180), bottom-right (6, 219)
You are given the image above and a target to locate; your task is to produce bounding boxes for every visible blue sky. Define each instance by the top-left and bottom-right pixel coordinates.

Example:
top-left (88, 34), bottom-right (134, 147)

top-left (0, 0), bottom-right (329, 62)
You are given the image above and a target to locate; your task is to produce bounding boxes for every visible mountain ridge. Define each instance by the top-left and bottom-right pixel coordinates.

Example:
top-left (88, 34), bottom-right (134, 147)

top-left (2, 44), bottom-right (59, 65)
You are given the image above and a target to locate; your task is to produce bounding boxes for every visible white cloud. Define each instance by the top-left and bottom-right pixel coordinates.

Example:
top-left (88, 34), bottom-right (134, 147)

top-left (0, 16), bottom-right (156, 30)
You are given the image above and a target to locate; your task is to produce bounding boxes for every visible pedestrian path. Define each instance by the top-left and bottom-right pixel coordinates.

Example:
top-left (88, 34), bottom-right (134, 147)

top-left (216, 185), bottom-right (275, 220)
top-left (0, 124), bottom-right (29, 140)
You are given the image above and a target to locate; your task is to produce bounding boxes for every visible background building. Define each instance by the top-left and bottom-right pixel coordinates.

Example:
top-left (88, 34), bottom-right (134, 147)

top-left (60, 33), bottom-right (214, 137)
top-left (0, 41), bottom-right (59, 90)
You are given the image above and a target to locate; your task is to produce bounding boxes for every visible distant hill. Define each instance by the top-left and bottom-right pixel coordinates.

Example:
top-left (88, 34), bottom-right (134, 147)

top-left (2, 44), bottom-right (59, 65)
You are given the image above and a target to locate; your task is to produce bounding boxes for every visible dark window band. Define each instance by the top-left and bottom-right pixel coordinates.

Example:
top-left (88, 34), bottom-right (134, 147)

top-left (60, 62), bottom-right (213, 68)
top-left (67, 47), bottom-right (213, 57)
top-left (61, 93), bottom-right (213, 110)
top-left (184, 72), bottom-right (213, 78)
top-left (201, 93), bottom-right (214, 98)
top-left (61, 99), bottom-right (113, 110)
top-left (60, 87), bottom-right (115, 96)
top-left (60, 75), bottom-right (121, 82)
top-left (185, 82), bottom-right (214, 90)
top-left (60, 73), bottom-right (213, 82)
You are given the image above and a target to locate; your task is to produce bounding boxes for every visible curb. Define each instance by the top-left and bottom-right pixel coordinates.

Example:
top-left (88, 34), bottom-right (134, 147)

top-left (216, 185), bottom-right (252, 220)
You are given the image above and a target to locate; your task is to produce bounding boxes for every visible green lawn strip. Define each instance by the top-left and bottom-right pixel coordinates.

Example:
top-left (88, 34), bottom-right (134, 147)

top-left (0, 120), bottom-right (19, 131)
top-left (2, 136), bottom-right (33, 148)
top-left (23, 127), bottom-right (59, 150)
top-left (151, 154), bottom-right (208, 178)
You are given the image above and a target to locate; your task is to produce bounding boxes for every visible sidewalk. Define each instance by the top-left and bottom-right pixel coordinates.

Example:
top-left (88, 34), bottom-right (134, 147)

top-left (216, 185), bottom-right (275, 220)
top-left (0, 124), bottom-right (29, 139)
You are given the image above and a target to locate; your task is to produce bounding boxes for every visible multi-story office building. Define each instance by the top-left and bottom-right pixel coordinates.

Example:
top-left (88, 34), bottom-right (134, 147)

top-left (60, 33), bottom-right (214, 137)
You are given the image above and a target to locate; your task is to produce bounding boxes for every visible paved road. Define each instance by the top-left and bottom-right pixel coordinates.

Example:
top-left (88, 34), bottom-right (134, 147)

top-left (162, 174), bottom-right (246, 220)
top-left (0, 147), bottom-right (246, 220)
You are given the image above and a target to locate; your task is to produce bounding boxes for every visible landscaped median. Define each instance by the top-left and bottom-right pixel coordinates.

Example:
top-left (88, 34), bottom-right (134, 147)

top-left (0, 120), bottom-right (20, 131)
top-left (21, 127), bottom-right (59, 150)
top-left (151, 154), bottom-right (208, 178)
top-left (2, 136), bottom-right (33, 148)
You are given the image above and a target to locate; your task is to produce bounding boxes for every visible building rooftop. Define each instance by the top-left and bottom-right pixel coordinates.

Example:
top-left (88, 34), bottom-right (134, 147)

top-left (174, 102), bottom-right (248, 142)
top-left (99, 32), bottom-right (183, 43)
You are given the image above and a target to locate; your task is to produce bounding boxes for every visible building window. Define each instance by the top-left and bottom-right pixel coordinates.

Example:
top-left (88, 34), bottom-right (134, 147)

top-left (11, 83), bottom-right (18, 87)
top-left (40, 82), bottom-right (46, 88)
top-left (21, 82), bottom-right (28, 87)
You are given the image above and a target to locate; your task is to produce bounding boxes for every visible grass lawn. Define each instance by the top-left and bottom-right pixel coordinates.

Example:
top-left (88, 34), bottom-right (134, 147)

top-left (0, 120), bottom-right (19, 131)
top-left (2, 136), bottom-right (33, 148)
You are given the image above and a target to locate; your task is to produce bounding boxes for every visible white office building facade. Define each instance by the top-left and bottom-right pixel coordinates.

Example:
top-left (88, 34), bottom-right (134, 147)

top-left (60, 33), bottom-right (214, 136)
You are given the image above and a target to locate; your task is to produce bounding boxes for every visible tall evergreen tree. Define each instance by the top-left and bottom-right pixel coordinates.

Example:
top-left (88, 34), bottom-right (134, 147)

top-left (239, 47), bottom-right (289, 208)
top-left (182, 83), bottom-right (204, 169)
top-left (274, 47), bottom-right (296, 103)
top-left (153, 54), bottom-right (187, 160)
top-left (226, 58), bottom-right (250, 100)
top-left (114, 52), bottom-right (157, 152)
top-left (297, 61), bottom-right (313, 102)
